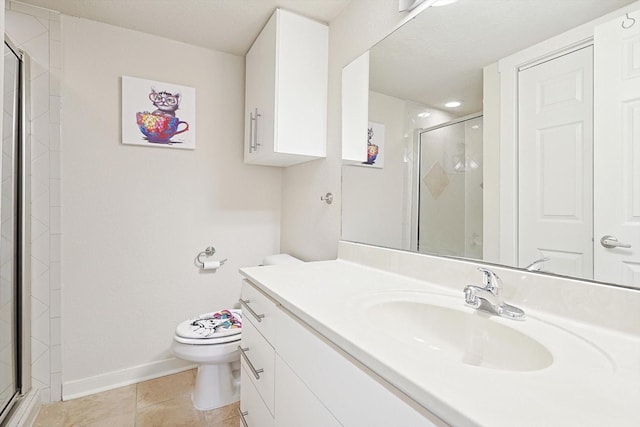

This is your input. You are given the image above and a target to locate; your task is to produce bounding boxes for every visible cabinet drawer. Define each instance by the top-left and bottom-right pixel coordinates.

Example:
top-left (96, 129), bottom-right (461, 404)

top-left (240, 364), bottom-right (274, 427)
top-left (240, 313), bottom-right (275, 414)
top-left (240, 279), bottom-right (277, 342)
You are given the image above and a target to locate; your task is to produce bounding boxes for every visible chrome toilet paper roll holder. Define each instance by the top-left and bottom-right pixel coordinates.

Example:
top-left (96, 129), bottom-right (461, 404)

top-left (196, 246), bottom-right (228, 268)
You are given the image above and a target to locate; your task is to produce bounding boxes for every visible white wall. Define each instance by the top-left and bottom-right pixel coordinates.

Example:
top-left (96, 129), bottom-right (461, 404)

top-left (61, 16), bottom-right (282, 396)
top-left (482, 63), bottom-right (500, 263)
top-left (280, 0), bottom-right (424, 261)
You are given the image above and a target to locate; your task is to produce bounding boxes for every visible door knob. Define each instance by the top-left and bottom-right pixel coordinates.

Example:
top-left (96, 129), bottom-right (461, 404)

top-left (600, 235), bottom-right (632, 249)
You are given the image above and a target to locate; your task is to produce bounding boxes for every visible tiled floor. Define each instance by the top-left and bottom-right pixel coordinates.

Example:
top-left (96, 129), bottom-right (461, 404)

top-left (32, 369), bottom-right (239, 427)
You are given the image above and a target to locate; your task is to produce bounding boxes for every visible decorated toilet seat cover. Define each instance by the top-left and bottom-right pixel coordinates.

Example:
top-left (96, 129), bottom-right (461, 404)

top-left (176, 309), bottom-right (242, 340)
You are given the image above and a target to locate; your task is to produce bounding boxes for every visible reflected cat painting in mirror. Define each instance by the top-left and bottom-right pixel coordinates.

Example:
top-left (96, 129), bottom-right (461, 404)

top-left (362, 121), bottom-right (384, 168)
top-left (121, 75), bottom-right (197, 150)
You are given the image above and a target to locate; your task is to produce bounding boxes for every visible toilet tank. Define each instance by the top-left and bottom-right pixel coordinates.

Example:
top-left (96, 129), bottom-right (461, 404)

top-left (262, 254), bottom-right (303, 265)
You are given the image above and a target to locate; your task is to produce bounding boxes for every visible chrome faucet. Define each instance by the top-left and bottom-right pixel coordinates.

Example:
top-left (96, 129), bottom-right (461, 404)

top-left (463, 268), bottom-right (525, 320)
top-left (525, 257), bottom-right (550, 271)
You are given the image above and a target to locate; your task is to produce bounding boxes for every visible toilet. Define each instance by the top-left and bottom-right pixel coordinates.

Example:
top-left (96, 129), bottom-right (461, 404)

top-left (172, 253), bottom-right (302, 411)
top-left (172, 308), bottom-right (242, 410)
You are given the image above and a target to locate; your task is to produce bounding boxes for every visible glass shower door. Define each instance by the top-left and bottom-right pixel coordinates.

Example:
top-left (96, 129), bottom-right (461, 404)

top-left (417, 115), bottom-right (483, 258)
top-left (0, 40), bottom-right (21, 422)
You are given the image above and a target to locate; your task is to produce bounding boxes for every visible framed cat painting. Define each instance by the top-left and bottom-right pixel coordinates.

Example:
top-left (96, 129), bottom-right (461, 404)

top-left (121, 76), bottom-right (196, 149)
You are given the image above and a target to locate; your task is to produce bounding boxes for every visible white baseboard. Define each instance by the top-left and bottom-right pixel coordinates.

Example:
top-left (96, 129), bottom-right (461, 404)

top-left (62, 357), bottom-right (195, 401)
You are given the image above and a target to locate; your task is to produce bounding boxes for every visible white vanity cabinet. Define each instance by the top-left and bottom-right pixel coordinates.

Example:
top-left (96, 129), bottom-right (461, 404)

top-left (239, 363), bottom-right (274, 427)
top-left (239, 280), bottom-right (340, 427)
top-left (244, 8), bottom-right (328, 167)
top-left (239, 279), bottom-right (441, 427)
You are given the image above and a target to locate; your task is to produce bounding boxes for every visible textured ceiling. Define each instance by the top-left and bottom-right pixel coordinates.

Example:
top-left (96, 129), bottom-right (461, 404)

top-left (16, 0), bottom-right (352, 55)
top-left (369, 0), bottom-right (638, 115)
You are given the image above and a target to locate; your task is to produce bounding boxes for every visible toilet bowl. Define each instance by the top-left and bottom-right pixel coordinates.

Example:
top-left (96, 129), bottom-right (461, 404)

top-left (173, 253), bottom-right (303, 411)
top-left (172, 309), bottom-right (242, 410)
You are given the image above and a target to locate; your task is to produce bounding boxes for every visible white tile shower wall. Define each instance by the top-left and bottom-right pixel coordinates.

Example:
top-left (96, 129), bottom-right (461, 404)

top-left (5, 0), bottom-right (62, 403)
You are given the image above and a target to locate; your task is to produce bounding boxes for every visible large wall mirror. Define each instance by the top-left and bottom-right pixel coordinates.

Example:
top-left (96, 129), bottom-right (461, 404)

top-left (342, 0), bottom-right (640, 289)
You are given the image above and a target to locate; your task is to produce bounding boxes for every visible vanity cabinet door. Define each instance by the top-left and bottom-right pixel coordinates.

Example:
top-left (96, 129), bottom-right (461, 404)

top-left (240, 364), bottom-right (275, 427)
top-left (275, 306), bottom-right (441, 427)
top-left (274, 356), bottom-right (342, 427)
top-left (244, 8), bottom-right (328, 167)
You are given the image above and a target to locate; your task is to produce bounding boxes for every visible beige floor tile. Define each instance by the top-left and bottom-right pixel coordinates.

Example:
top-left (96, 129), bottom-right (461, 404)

top-left (207, 415), bottom-right (240, 427)
top-left (63, 384), bottom-right (136, 427)
top-left (80, 411), bottom-right (135, 427)
top-left (135, 394), bottom-right (205, 427)
top-left (203, 401), bottom-right (240, 425)
top-left (136, 369), bottom-right (195, 409)
top-left (33, 402), bottom-right (65, 427)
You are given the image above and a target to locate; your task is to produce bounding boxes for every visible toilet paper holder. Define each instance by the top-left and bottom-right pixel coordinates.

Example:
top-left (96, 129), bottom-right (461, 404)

top-left (196, 246), bottom-right (227, 269)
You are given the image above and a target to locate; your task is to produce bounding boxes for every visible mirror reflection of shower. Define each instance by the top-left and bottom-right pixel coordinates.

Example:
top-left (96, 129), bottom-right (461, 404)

top-left (416, 114), bottom-right (483, 258)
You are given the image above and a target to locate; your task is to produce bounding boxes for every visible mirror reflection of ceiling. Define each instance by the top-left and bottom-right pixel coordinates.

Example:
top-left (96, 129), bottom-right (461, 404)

top-left (369, 0), bottom-right (636, 116)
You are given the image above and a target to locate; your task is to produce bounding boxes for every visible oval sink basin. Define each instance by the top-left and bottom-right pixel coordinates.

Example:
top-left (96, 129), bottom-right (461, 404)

top-left (365, 298), bottom-right (553, 372)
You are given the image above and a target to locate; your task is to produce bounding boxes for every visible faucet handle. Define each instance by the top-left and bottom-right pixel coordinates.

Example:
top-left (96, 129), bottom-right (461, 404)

top-left (463, 286), bottom-right (479, 307)
top-left (525, 257), bottom-right (550, 271)
top-left (477, 267), bottom-right (500, 292)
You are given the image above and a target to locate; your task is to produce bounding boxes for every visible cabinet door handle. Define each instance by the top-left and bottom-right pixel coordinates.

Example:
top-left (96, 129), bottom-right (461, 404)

top-left (248, 109), bottom-right (261, 153)
top-left (248, 111), bottom-right (255, 153)
top-left (238, 408), bottom-right (249, 427)
top-left (253, 108), bottom-right (261, 151)
top-left (238, 298), bottom-right (265, 323)
top-left (238, 346), bottom-right (264, 380)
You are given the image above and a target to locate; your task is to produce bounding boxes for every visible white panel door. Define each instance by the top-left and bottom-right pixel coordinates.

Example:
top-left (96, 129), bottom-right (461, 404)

top-left (594, 12), bottom-right (640, 287)
top-left (518, 46), bottom-right (594, 278)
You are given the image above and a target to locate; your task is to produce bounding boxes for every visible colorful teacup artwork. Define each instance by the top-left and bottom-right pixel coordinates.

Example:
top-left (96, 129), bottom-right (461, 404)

top-left (121, 76), bottom-right (196, 149)
top-left (361, 122), bottom-right (384, 168)
top-left (136, 111), bottom-right (189, 144)
top-left (137, 89), bottom-right (190, 144)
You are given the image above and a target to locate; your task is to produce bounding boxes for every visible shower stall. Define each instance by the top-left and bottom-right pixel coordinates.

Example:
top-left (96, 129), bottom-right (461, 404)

top-left (0, 37), bottom-right (31, 423)
top-left (415, 114), bottom-right (483, 259)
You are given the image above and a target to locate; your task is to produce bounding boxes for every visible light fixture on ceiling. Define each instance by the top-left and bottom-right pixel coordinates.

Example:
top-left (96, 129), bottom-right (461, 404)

top-left (398, 0), bottom-right (457, 12)
top-left (417, 111), bottom-right (431, 118)
top-left (398, 0), bottom-right (436, 12)
top-left (432, 0), bottom-right (459, 6)
top-left (445, 100), bottom-right (462, 108)
top-left (452, 155), bottom-right (479, 173)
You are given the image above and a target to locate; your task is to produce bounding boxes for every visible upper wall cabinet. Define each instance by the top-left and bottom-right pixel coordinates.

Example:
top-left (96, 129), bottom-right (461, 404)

top-left (244, 9), bottom-right (328, 167)
top-left (341, 51), bottom-right (369, 163)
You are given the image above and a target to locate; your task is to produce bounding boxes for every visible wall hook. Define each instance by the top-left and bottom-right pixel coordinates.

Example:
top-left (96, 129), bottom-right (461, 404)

top-left (622, 13), bottom-right (636, 29)
top-left (321, 192), bottom-right (334, 204)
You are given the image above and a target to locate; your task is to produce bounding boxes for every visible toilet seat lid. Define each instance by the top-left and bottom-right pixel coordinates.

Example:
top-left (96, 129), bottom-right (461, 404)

top-left (175, 309), bottom-right (242, 342)
top-left (174, 333), bottom-right (241, 345)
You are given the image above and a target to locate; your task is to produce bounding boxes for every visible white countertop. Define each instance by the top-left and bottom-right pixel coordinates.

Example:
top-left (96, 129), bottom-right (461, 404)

top-left (240, 259), bottom-right (640, 427)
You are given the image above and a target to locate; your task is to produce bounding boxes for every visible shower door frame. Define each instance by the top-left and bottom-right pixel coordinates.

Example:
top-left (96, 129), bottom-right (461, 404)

top-left (1, 35), bottom-right (32, 424)
top-left (411, 112), bottom-right (483, 254)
